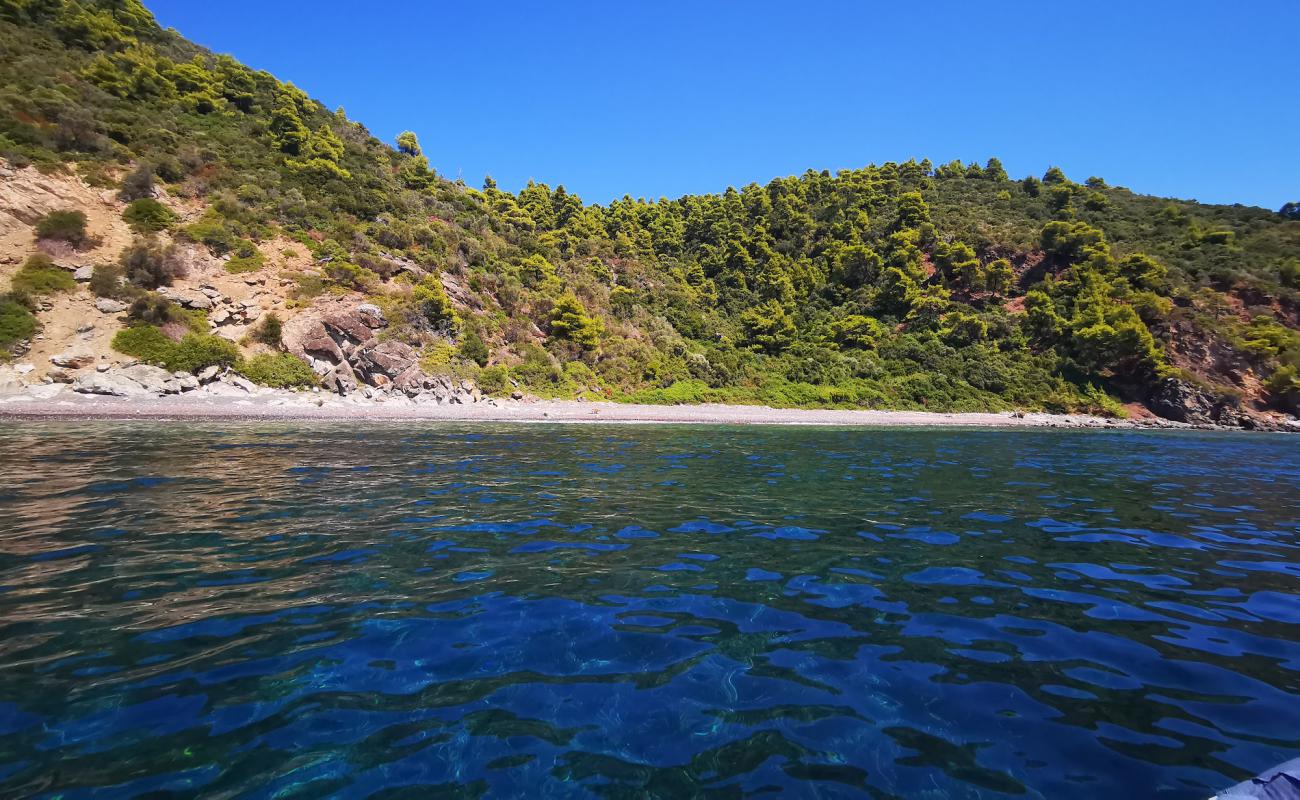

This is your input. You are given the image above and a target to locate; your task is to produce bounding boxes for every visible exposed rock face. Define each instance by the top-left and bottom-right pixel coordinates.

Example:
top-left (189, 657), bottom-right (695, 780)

top-left (355, 303), bottom-right (386, 327)
top-left (0, 162), bottom-right (95, 234)
top-left (1147, 378), bottom-right (1233, 424)
top-left (95, 298), bottom-right (128, 314)
top-left (73, 265), bottom-right (93, 282)
top-left (353, 339), bottom-right (419, 383)
top-left (323, 308), bottom-right (380, 344)
top-left (278, 302), bottom-right (483, 402)
top-left (286, 302), bottom-right (394, 393)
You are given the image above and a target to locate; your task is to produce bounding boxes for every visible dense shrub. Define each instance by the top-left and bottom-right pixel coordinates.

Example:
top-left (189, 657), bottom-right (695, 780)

top-left (169, 334), bottom-right (240, 372)
top-left (459, 330), bottom-right (489, 366)
top-left (126, 294), bottom-right (180, 326)
top-left (112, 325), bottom-right (239, 373)
top-left (411, 276), bottom-right (458, 332)
top-left (11, 254), bottom-right (75, 295)
top-left (548, 294), bottom-right (602, 349)
top-left (182, 214), bottom-right (239, 255)
top-left (110, 325), bottom-right (175, 365)
top-left (117, 164), bottom-right (154, 201)
top-left (120, 239), bottom-right (185, 288)
top-left (476, 365), bottom-right (510, 395)
top-left (236, 353), bottom-right (317, 388)
top-left (89, 263), bottom-right (128, 298)
top-left (122, 198), bottom-right (177, 233)
top-left (1265, 364), bottom-right (1300, 413)
top-left (34, 209), bottom-right (89, 246)
top-left (740, 301), bottom-right (795, 354)
top-left (0, 295), bottom-right (38, 356)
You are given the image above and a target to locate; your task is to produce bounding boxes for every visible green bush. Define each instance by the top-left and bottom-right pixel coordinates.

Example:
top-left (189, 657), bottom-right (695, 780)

top-left (236, 353), bottom-right (316, 388)
top-left (183, 215), bottom-right (238, 255)
top-left (35, 209), bottom-right (89, 246)
top-left (127, 294), bottom-right (181, 326)
top-left (170, 333), bottom-right (240, 373)
top-left (112, 326), bottom-right (240, 373)
top-left (1265, 364), bottom-right (1300, 413)
top-left (225, 240), bottom-right (266, 273)
top-left (459, 330), bottom-right (489, 366)
top-left (740, 300), bottom-right (795, 354)
top-left (322, 259), bottom-right (377, 291)
top-left (11, 254), bottom-right (76, 295)
top-left (476, 365), bottom-right (510, 395)
top-left (829, 314), bottom-right (885, 350)
top-left (625, 379), bottom-right (720, 405)
top-left (0, 295), bottom-right (38, 356)
top-left (519, 254), bottom-right (558, 288)
top-left (250, 312), bottom-right (282, 347)
top-left (287, 273), bottom-right (326, 303)
top-left (122, 198), bottom-right (177, 233)
top-left (412, 276), bottom-right (458, 332)
top-left (111, 325), bottom-right (176, 365)
top-left (548, 293), bottom-right (602, 349)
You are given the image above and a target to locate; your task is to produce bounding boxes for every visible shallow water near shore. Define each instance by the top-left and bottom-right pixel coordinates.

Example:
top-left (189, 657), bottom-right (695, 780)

top-left (0, 423), bottom-right (1297, 799)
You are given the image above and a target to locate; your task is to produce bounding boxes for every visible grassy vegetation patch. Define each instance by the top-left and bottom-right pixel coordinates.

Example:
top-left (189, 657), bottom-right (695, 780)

top-left (235, 353), bottom-right (317, 388)
top-left (111, 325), bottom-right (240, 373)
top-left (11, 254), bottom-right (76, 296)
top-left (0, 295), bottom-right (38, 357)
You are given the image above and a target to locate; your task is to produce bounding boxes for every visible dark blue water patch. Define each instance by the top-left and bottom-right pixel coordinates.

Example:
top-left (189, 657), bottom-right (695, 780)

top-left (509, 541), bottom-right (629, 554)
top-left (0, 424), bottom-right (1297, 799)
top-left (30, 544), bottom-right (100, 562)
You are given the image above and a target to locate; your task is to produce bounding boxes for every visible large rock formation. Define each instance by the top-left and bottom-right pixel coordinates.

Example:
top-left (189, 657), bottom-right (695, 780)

top-left (352, 339), bottom-right (421, 388)
top-left (282, 301), bottom-right (479, 402)
top-left (1146, 377), bottom-right (1238, 425)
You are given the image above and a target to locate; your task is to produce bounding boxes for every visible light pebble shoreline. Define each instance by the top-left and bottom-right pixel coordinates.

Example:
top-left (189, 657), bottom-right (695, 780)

top-left (0, 388), bottom-right (1210, 429)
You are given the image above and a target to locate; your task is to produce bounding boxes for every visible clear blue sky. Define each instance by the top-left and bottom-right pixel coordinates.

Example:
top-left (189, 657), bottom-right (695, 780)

top-left (148, 1), bottom-right (1298, 209)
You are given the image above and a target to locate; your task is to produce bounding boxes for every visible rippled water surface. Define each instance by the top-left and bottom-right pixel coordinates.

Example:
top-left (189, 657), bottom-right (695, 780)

top-left (1, 424), bottom-right (1298, 799)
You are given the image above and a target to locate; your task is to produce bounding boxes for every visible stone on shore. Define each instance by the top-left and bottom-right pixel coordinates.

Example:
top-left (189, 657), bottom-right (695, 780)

top-left (50, 349), bottom-right (95, 368)
top-left (72, 372), bottom-right (152, 397)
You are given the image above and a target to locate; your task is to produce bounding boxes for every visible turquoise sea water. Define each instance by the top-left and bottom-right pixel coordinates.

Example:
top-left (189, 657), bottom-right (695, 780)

top-left (0, 423), bottom-right (1297, 799)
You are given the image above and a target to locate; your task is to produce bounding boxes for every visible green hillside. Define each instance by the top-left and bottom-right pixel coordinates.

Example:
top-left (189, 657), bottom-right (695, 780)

top-left (2, 0), bottom-right (1298, 419)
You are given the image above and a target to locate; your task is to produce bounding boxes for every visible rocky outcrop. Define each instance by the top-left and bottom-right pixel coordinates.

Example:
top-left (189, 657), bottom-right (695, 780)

top-left (1146, 377), bottom-right (1290, 431)
top-left (1146, 377), bottom-right (1237, 425)
top-left (281, 301), bottom-right (482, 402)
top-left (352, 339), bottom-right (420, 386)
top-left (0, 162), bottom-right (95, 235)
